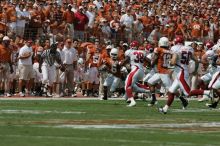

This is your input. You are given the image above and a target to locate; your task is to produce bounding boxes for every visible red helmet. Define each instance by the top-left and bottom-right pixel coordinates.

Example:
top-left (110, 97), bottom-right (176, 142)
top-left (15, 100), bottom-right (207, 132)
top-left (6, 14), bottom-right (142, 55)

top-left (145, 44), bottom-right (154, 52)
top-left (205, 41), bottom-right (214, 49)
top-left (174, 35), bottom-right (184, 44)
top-left (130, 41), bottom-right (139, 48)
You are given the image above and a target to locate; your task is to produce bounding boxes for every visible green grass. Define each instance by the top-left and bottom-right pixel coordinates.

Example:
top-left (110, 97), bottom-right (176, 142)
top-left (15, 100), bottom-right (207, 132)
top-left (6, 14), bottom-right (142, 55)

top-left (0, 99), bottom-right (220, 146)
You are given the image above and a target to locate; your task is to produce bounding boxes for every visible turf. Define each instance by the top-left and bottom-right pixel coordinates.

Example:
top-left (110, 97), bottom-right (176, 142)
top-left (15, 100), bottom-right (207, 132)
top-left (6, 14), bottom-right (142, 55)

top-left (0, 99), bottom-right (220, 146)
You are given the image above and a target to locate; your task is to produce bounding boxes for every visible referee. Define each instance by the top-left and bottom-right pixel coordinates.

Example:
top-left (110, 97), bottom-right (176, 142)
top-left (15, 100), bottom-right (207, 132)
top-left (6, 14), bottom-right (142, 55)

top-left (39, 43), bottom-right (62, 97)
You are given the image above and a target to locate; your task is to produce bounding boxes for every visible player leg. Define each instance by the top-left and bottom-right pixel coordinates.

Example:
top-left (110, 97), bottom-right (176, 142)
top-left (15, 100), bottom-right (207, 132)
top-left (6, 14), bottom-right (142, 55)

top-left (48, 65), bottom-right (56, 97)
top-left (41, 64), bottom-right (51, 97)
top-left (206, 72), bottom-right (220, 108)
top-left (196, 73), bottom-right (212, 101)
top-left (103, 75), bottom-right (113, 100)
top-left (99, 72), bottom-right (108, 98)
top-left (124, 66), bottom-right (139, 106)
top-left (147, 73), bottom-right (161, 106)
top-left (86, 67), bottom-right (95, 97)
top-left (92, 67), bottom-right (99, 97)
top-left (159, 71), bottom-right (181, 114)
top-left (126, 68), bottom-right (149, 107)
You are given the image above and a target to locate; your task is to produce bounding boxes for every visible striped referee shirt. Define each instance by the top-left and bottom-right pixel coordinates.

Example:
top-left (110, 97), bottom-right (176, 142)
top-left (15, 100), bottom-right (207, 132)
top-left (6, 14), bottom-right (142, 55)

top-left (41, 49), bottom-right (61, 66)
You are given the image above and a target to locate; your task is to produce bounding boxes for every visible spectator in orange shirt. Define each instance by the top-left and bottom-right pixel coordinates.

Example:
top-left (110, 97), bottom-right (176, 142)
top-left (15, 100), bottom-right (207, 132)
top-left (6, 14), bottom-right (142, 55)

top-left (190, 16), bottom-right (203, 41)
top-left (63, 4), bottom-right (75, 38)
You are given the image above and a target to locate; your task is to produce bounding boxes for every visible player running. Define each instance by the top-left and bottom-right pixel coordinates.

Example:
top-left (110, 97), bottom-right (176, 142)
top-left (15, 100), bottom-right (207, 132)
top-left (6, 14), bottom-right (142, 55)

top-left (122, 41), bottom-right (150, 107)
top-left (159, 36), bottom-right (199, 114)
top-left (147, 37), bottom-right (172, 106)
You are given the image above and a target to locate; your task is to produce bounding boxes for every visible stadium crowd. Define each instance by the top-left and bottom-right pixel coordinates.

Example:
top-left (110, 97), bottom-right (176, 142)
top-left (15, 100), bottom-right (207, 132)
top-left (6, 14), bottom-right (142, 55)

top-left (0, 0), bottom-right (220, 110)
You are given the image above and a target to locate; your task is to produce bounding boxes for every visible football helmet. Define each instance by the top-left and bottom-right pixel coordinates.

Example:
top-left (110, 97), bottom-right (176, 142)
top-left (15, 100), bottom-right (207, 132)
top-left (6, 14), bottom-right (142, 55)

top-left (205, 41), bottom-right (214, 50)
top-left (106, 45), bottom-right (113, 50)
top-left (110, 48), bottom-right (119, 60)
top-left (130, 41), bottom-right (139, 49)
top-left (146, 44), bottom-right (154, 52)
top-left (174, 35), bottom-right (184, 44)
top-left (158, 37), bottom-right (169, 47)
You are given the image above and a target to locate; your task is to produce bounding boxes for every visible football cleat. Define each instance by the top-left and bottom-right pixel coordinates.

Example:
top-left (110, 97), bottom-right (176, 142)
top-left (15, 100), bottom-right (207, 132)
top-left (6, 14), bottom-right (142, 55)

top-left (207, 102), bottom-right (218, 109)
top-left (126, 99), bottom-right (131, 103)
top-left (127, 100), bottom-right (136, 107)
top-left (198, 95), bottom-right (209, 102)
top-left (147, 100), bottom-right (158, 107)
top-left (158, 107), bottom-right (167, 114)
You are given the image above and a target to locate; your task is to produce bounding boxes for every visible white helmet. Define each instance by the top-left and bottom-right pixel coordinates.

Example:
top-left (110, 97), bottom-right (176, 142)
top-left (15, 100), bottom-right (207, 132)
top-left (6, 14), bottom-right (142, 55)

top-left (159, 37), bottom-right (169, 47)
top-left (106, 45), bottom-right (113, 50)
top-left (78, 58), bottom-right (84, 65)
top-left (206, 50), bottom-right (214, 58)
top-left (110, 48), bottom-right (119, 60)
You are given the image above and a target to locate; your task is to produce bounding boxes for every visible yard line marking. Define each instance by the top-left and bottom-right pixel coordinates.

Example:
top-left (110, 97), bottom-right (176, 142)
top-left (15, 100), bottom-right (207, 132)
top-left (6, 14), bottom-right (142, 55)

top-left (172, 108), bottom-right (220, 113)
top-left (33, 122), bottom-right (220, 129)
top-left (0, 110), bottom-right (86, 114)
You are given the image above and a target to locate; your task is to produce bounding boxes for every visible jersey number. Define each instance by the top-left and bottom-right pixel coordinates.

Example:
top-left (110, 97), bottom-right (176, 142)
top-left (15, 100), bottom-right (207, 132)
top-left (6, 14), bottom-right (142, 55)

top-left (133, 52), bottom-right (144, 63)
top-left (162, 53), bottom-right (172, 68)
top-left (93, 55), bottom-right (99, 64)
top-left (181, 51), bottom-right (191, 65)
top-left (111, 64), bottom-right (117, 73)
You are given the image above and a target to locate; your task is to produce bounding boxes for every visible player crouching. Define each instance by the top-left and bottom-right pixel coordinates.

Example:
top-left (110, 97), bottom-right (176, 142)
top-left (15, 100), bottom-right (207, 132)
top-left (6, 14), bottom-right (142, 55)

top-left (100, 48), bottom-right (126, 100)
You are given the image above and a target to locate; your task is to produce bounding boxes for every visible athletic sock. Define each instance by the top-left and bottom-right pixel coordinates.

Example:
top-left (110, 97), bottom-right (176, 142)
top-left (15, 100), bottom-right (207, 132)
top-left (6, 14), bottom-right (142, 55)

top-left (163, 105), bottom-right (169, 112)
top-left (151, 93), bottom-right (156, 101)
top-left (179, 96), bottom-right (186, 103)
top-left (103, 86), bottom-right (108, 99)
top-left (167, 92), bottom-right (175, 106)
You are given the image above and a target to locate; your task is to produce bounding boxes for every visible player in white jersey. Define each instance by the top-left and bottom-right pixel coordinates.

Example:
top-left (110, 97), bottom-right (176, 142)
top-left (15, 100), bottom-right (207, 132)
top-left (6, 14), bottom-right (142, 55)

top-left (193, 41), bottom-right (217, 102)
top-left (123, 41), bottom-right (150, 107)
top-left (143, 44), bottom-right (156, 83)
top-left (189, 43), bottom-right (220, 107)
top-left (159, 37), bottom-right (199, 114)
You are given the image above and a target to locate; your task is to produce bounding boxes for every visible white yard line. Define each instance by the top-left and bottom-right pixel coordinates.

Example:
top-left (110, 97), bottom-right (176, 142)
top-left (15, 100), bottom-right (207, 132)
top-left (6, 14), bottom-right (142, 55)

top-left (172, 109), bottom-right (220, 112)
top-left (0, 109), bottom-right (86, 114)
top-left (38, 122), bottom-right (220, 129)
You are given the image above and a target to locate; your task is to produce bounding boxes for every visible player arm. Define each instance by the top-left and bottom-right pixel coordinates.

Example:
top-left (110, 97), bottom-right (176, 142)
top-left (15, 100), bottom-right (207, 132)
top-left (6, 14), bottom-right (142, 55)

top-left (151, 53), bottom-right (158, 67)
top-left (119, 56), bottom-right (130, 66)
top-left (170, 53), bottom-right (177, 66)
top-left (191, 54), bottom-right (199, 74)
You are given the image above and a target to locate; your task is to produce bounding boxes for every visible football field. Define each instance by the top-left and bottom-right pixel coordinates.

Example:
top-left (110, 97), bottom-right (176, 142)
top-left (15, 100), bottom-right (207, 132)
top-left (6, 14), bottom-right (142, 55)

top-left (0, 98), bottom-right (220, 146)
